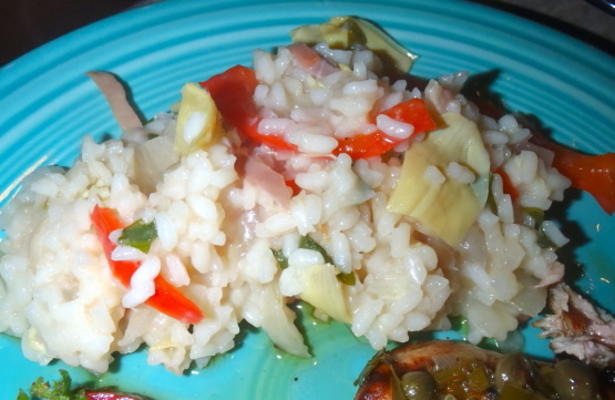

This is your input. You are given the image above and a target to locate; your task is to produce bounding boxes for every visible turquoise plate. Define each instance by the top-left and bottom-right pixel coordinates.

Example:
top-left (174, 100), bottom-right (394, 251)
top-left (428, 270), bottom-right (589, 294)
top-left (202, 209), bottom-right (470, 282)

top-left (1, 0), bottom-right (613, 398)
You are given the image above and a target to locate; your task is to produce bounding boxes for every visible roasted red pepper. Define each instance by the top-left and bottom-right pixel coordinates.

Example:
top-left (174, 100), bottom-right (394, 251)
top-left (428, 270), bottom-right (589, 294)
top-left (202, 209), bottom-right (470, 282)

top-left (334, 98), bottom-right (437, 159)
top-left (200, 65), bottom-right (296, 151)
top-left (494, 167), bottom-right (520, 201)
top-left (532, 136), bottom-right (615, 214)
top-left (201, 66), bottom-right (436, 159)
top-left (91, 206), bottom-right (203, 324)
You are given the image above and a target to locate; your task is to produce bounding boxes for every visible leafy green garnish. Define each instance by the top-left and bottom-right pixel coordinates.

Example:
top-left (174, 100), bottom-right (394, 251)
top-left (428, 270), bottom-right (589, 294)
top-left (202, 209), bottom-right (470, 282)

top-left (486, 173), bottom-right (498, 214)
top-left (337, 271), bottom-right (356, 286)
top-left (19, 370), bottom-right (86, 400)
top-left (449, 315), bottom-right (470, 339)
top-left (118, 219), bottom-right (157, 253)
top-left (299, 235), bottom-right (356, 285)
top-left (17, 390), bottom-right (30, 400)
top-left (299, 235), bottom-right (334, 265)
top-left (271, 248), bottom-right (288, 270)
top-left (522, 207), bottom-right (545, 227)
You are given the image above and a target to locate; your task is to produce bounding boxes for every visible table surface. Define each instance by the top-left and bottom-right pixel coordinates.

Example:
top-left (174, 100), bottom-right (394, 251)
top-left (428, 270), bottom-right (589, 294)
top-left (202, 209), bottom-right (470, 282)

top-left (0, 0), bottom-right (613, 67)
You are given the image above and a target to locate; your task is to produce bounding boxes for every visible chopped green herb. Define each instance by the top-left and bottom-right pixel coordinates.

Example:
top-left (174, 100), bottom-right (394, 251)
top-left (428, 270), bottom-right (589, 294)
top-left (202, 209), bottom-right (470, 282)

top-left (299, 235), bottom-right (334, 265)
top-left (118, 219), bottom-right (157, 253)
top-left (449, 315), bottom-right (469, 339)
top-left (18, 370), bottom-right (150, 400)
top-left (146, 133), bottom-right (159, 140)
top-left (337, 271), bottom-right (356, 286)
top-left (19, 370), bottom-right (86, 400)
top-left (17, 390), bottom-right (30, 400)
top-left (299, 235), bottom-right (356, 285)
top-left (271, 248), bottom-right (288, 269)
top-left (522, 207), bottom-right (545, 228)
top-left (478, 337), bottom-right (500, 351)
top-left (486, 173), bottom-right (498, 214)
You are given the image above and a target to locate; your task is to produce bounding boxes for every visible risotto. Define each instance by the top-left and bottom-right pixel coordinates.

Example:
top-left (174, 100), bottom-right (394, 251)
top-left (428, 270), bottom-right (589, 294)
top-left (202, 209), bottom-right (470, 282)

top-left (0, 17), bottom-right (572, 374)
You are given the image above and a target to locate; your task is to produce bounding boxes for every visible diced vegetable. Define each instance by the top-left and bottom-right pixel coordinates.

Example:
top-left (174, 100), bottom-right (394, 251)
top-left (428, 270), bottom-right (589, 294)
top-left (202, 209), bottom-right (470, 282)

top-left (291, 16), bottom-right (418, 73)
top-left (259, 283), bottom-right (310, 358)
top-left (334, 98), bottom-right (437, 159)
top-left (90, 206), bottom-right (203, 324)
top-left (299, 235), bottom-right (356, 285)
top-left (297, 263), bottom-right (352, 323)
top-left (337, 271), bottom-right (356, 286)
top-left (299, 235), bottom-right (334, 264)
top-left (271, 248), bottom-right (289, 270)
top-left (118, 219), bottom-right (157, 253)
top-left (387, 113), bottom-right (490, 246)
top-left (495, 167), bottom-right (520, 200)
top-left (532, 136), bottom-right (615, 215)
top-left (449, 315), bottom-right (470, 339)
top-left (175, 82), bottom-right (224, 155)
top-left (200, 65), bottom-right (296, 151)
top-left (134, 135), bottom-right (179, 194)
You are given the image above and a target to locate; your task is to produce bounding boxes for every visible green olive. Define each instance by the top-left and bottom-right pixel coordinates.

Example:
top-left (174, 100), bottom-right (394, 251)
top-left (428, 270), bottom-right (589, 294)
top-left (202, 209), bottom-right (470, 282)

top-left (552, 359), bottom-right (599, 400)
top-left (400, 370), bottom-right (436, 400)
top-left (495, 353), bottom-right (533, 391)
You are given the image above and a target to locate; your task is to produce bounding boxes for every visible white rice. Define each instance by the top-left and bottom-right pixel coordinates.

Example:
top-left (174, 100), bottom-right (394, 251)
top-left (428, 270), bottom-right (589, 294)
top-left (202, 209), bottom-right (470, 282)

top-left (0, 41), bottom-right (572, 375)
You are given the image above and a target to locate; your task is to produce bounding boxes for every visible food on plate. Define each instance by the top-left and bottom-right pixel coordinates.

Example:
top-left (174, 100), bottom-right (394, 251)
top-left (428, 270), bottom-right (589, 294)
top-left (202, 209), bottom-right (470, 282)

top-left (0, 16), bottom-right (611, 377)
top-left (17, 369), bottom-right (150, 400)
top-left (534, 283), bottom-right (615, 369)
top-left (354, 340), bottom-right (615, 400)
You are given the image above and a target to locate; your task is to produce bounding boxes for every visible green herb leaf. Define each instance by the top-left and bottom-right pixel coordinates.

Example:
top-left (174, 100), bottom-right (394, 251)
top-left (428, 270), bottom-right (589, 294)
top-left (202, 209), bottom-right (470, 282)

top-left (118, 219), bottom-right (157, 253)
top-left (299, 235), bottom-right (334, 265)
top-left (16, 389), bottom-right (30, 400)
top-left (478, 337), bottom-right (500, 351)
top-left (29, 370), bottom-right (75, 400)
top-left (486, 173), bottom-right (498, 214)
top-left (299, 235), bottom-right (356, 285)
top-left (449, 315), bottom-right (469, 339)
top-left (337, 271), bottom-right (356, 286)
top-left (522, 207), bottom-right (545, 228)
top-left (271, 248), bottom-right (288, 270)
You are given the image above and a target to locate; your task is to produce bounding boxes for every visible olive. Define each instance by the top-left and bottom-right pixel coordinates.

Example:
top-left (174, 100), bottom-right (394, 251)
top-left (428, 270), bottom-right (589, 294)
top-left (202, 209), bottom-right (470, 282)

top-left (552, 359), bottom-right (599, 400)
top-left (495, 353), bottom-right (533, 391)
top-left (400, 370), bottom-right (437, 400)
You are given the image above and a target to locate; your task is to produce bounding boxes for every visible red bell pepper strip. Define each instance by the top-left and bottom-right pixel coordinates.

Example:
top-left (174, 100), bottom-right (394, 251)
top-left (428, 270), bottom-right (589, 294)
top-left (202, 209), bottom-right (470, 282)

top-left (200, 66), bottom-right (437, 159)
top-left (91, 205), bottom-right (203, 324)
top-left (200, 65), bottom-right (296, 151)
top-left (494, 167), bottom-right (520, 201)
top-left (334, 98), bottom-right (437, 159)
top-left (531, 136), bottom-right (615, 214)
top-left (86, 391), bottom-right (147, 400)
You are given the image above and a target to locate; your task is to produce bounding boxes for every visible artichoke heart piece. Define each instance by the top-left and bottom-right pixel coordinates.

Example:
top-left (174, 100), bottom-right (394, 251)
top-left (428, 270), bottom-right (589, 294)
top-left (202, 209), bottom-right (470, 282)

top-left (298, 263), bottom-right (352, 324)
top-left (175, 82), bottom-right (224, 155)
top-left (387, 113), bottom-right (491, 246)
top-left (291, 16), bottom-right (418, 73)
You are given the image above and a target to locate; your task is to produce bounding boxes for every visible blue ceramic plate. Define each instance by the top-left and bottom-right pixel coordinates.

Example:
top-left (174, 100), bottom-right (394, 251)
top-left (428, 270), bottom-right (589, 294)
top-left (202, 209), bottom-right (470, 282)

top-left (0, 0), bottom-right (613, 398)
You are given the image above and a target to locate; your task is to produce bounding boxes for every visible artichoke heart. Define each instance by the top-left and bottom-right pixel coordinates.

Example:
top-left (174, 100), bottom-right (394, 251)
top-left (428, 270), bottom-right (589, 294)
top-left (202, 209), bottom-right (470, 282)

top-left (291, 16), bottom-right (418, 73)
top-left (387, 113), bottom-right (491, 246)
top-left (298, 263), bottom-right (352, 323)
top-left (175, 82), bottom-right (224, 155)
